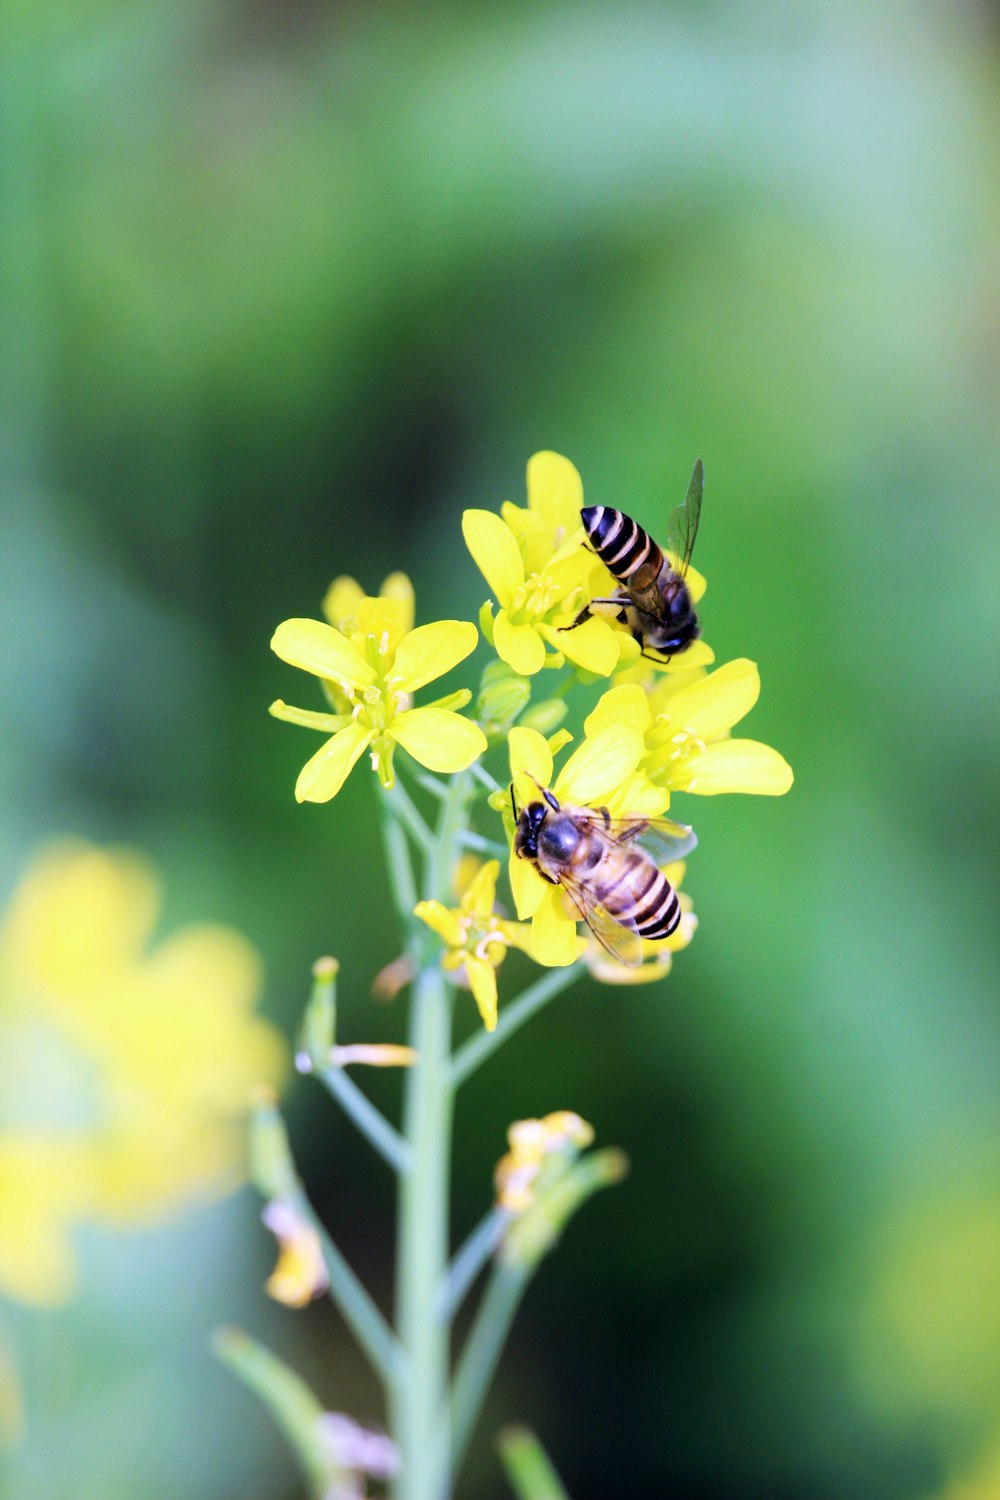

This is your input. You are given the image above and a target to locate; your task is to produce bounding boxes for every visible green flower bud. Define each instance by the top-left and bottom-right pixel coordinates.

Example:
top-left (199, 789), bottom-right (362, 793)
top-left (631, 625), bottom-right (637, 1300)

top-left (477, 660), bottom-right (532, 737)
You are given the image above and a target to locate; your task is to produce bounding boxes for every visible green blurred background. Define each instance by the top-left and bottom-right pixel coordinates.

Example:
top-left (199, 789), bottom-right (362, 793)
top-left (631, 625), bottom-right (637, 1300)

top-left (2, 0), bottom-right (999, 1496)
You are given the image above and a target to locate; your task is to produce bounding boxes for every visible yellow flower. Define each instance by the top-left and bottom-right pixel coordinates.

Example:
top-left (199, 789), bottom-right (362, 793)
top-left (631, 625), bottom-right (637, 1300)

top-left (505, 721), bottom-right (647, 968)
top-left (584, 860), bottom-right (698, 985)
top-left (270, 572), bottom-right (487, 800)
top-left (494, 1111), bottom-right (595, 1214)
top-left (0, 841), bottom-right (285, 1307)
top-left (414, 859), bottom-right (531, 1032)
top-left (262, 1198), bottom-right (329, 1308)
top-left (585, 658), bottom-right (793, 803)
top-left (462, 452), bottom-right (622, 678)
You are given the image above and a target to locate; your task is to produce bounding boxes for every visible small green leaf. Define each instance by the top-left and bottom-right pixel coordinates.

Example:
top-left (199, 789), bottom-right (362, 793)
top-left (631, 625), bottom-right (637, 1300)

top-left (497, 1426), bottom-right (571, 1500)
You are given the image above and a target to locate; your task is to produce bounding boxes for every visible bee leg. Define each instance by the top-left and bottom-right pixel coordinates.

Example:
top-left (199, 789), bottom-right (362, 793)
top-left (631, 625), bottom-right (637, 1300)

top-left (597, 806), bottom-right (611, 829)
top-left (562, 598), bottom-right (628, 631)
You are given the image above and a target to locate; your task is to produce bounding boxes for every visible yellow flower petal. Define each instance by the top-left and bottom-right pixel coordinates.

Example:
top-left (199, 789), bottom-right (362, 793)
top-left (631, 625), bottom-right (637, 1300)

top-left (388, 708), bottom-right (487, 772)
top-left (584, 685), bottom-right (654, 738)
top-left (321, 575), bottom-right (365, 630)
top-left (541, 617), bottom-right (618, 676)
top-left (380, 571), bottom-right (415, 633)
top-left (509, 726), bottom-right (554, 804)
top-left (466, 956), bottom-right (498, 1032)
top-left (390, 620), bottom-right (479, 693)
top-left (414, 899), bottom-right (465, 947)
top-left (603, 770), bottom-right (671, 819)
top-left (271, 618), bottom-right (374, 690)
top-left (509, 853), bottom-right (547, 921)
top-left (331, 1043), bottom-right (418, 1067)
top-left (675, 739), bottom-right (794, 796)
top-left (554, 723), bottom-right (643, 807)
top-left (461, 510), bottom-right (524, 605)
top-left (463, 859), bottom-right (500, 920)
top-left (671, 637), bottom-right (715, 668)
top-left (665, 658), bottom-right (761, 739)
top-left (530, 886), bottom-right (581, 967)
top-left (294, 721), bottom-right (372, 802)
top-left (269, 699), bottom-right (348, 733)
top-left (493, 611), bottom-right (547, 675)
top-left (526, 451), bottom-right (583, 536)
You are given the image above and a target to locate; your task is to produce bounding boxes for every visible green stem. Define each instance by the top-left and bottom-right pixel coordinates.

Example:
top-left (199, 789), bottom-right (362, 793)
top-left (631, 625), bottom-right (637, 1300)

top-left (316, 1200), bottom-right (405, 1388)
top-left (390, 776), bottom-right (435, 856)
top-left (448, 1262), bottom-right (530, 1482)
top-left (393, 770), bottom-right (471, 1500)
top-left (380, 790), bottom-right (420, 937)
top-left (449, 965), bottom-right (582, 1090)
top-left (316, 1065), bottom-right (412, 1175)
top-left (437, 1207), bottom-right (507, 1322)
top-left (496, 1427), bottom-right (571, 1500)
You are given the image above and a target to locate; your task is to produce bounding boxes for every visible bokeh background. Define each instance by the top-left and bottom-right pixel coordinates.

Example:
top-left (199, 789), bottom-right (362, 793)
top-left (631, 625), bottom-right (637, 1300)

top-left (2, 1), bottom-right (999, 1497)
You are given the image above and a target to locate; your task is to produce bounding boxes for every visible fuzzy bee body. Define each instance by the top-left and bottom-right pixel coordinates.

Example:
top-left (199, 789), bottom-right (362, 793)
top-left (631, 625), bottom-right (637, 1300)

top-left (513, 789), bottom-right (689, 966)
top-left (573, 459), bottom-right (704, 660)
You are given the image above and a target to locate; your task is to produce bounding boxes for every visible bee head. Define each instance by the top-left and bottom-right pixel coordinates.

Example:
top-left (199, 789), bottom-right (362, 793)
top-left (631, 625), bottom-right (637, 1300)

top-left (512, 779), bottom-right (561, 861)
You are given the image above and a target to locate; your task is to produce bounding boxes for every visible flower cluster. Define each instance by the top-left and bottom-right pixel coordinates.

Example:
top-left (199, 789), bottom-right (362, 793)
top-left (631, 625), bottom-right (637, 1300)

top-left (0, 841), bottom-right (285, 1306)
top-left (494, 1112), bottom-right (595, 1214)
top-left (269, 450), bottom-right (793, 1024)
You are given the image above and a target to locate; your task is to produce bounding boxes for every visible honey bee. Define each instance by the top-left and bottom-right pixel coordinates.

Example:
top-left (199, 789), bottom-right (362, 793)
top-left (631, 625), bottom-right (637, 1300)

top-left (571, 459), bottom-right (704, 661)
top-left (512, 782), bottom-right (696, 968)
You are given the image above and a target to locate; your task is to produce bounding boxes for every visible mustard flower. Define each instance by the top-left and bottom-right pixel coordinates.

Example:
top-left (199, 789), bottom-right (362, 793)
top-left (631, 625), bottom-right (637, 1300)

top-left (270, 571), bottom-right (487, 801)
top-left (505, 721), bottom-right (648, 968)
top-left (262, 1198), bottom-right (329, 1308)
top-left (414, 859), bottom-right (531, 1032)
top-left (0, 840), bottom-right (285, 1306)
top-left (585, 658), bottom-right (793, 803)
top-left (584, 860), bottom-right (697, 985)
top-left (462, 451), bottom-right (622, 677)
top-left (494, 1112), bottom-right (595, 1215)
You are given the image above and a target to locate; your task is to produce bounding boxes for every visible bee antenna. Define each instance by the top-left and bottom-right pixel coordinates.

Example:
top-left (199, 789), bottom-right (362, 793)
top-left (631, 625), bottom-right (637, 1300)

top-left (509, 781), bottom-right (518, 821)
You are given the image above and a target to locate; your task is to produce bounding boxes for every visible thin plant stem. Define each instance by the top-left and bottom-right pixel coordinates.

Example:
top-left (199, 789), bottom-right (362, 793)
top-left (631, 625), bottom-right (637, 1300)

top-left (380, 791), bottom-right (420, 934)
top-left (448, 1261), bottom-right (530, 1482)
top-left (392, 770), bottom-right (470, 1500)
top-left (449, 965), bottom-right (582, 1090)
top-left (414, 772), bottom-right (448, 802)
top-left (316, 1066), bottom-right (412, 1175)
top-left (457, 831), bottom-right (508, 858)
top-left (496, 1427), bottom-right (571, 1500)
top-left (436, 1207), bottom-right (507, 1323)
top-left (470, 762), bottom-right (501, 794)
top-left (315, 1217), bottom-right (407, 1391)
top-left (390, 776), bottom-right (435, 856)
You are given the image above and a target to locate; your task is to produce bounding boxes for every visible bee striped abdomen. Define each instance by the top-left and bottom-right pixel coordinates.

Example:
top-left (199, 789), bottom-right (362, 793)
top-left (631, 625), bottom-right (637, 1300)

top-left (581, 505), bottom-right (662, 584)
top-left (600, 853), bottom-right (681, 940)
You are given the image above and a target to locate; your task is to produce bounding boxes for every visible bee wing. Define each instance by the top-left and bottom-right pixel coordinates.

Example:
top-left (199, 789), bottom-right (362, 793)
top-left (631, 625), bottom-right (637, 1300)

top-left (663, 458), bottom-right (703, 578)
top-left (573, 811), bottom-right (698, 864)
top-left (557, 871), bottom-right (644, 969)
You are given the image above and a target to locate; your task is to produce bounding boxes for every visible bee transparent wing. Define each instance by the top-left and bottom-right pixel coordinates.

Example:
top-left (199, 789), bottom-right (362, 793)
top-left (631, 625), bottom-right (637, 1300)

top-left (574, 811), bottom-right (698, 864)
top-left (663, 458), bottom-right (703, 578)
top-left (557, 872), bottom-right (644, 969)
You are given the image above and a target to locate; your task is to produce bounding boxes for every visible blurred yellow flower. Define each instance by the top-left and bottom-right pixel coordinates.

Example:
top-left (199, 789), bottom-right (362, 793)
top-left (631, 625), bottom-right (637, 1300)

top-left (494, 1112), bottom-right (594, 1215)
top-left (586, 658), bottom-right (793, 803)
top-left (584, 860), bottom-right (697, 985)
top-left (505, 721), bottom-right (645, 967)
top-left (414, 859), bottom-right (532, 1032)
top-left (270, 571), bottom-right (487, 800)
top-left (262, 1198), bottom-right (329, 1308)
top-left (0, 841), bottom-right (285, 1307)
top-left (462, 451), bottom-right (621, 677)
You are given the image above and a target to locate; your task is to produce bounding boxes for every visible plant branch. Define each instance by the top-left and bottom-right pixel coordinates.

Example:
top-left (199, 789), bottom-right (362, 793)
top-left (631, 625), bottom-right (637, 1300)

top-left (436, 1207), bottom-right (507, 1323)
top-left (449, 965), bottom-right (582, 1089)
top-left (315, 1065), bottom-right (412, 1175)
